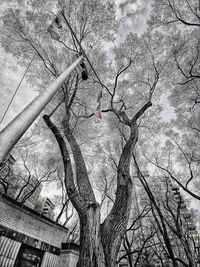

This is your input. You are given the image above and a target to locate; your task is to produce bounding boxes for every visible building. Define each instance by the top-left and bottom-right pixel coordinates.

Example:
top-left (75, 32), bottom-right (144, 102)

top-left (118, 172), bottom-right (200, 266)
top-left (0, 194), bottom-right (79, 267)
top-left (41, 198), bottom-right (55, 217)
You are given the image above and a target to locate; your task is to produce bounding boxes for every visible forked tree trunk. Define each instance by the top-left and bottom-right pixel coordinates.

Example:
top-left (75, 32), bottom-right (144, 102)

top-left (63, 121), bottom-right (125, 267)
top-left (77, 186), bottom-right (133, 267)
top-left (44, 101), bottom-right (152, 267)
top-left (75, 123), bottom-right (136, 267)
top-left (45, 115), bottom-right (135, 266)
top-left (76, 185), bottom-right (133, 267)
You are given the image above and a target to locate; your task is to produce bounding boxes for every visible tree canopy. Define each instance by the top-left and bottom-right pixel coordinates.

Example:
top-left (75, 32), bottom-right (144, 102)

top-left (0, 0), bottom-right (200, 266)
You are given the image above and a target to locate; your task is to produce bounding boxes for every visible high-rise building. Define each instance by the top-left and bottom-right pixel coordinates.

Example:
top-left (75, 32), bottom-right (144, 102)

top-left (118, 171), bottom-right (200, 266)
top-left (41, 197), bottom-right (55, 219)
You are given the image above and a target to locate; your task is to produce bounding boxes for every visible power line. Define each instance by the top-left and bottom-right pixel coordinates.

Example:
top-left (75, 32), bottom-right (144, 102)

top-left (0, 10), bottom-right (104, 126)
top-left (0, 4), bottom-right (39, 125)
top-left (61, 11), bottom-right (105, 89)
top-left (60, 11), bottom-right (106, 122)
top-left (0, 6), bottom-right (48, 126)
top-left (0, 55), bottom-right (36, 125)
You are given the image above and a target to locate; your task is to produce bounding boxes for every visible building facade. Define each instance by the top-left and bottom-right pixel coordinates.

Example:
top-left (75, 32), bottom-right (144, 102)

top-left (0, 194), bottom-right (79, 267)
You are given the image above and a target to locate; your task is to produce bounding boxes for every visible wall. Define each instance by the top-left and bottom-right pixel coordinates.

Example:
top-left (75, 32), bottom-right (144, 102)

top-left (59, 249), bottom-right (79, 267)
top-left (0, 195), bottom-right (80, 267)
top-left (0, 236), bottom-right (21, 267)
top-left (0, 195), bottom-right (68, 248)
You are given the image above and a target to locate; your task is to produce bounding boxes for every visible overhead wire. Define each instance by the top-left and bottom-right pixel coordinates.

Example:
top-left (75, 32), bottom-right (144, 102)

top-left (0, 55), bottom-right (36, 125)
top-left (60, 11), bottom-right (106, 123)
top-left (0, 6), bottom-right (105, 126)
top-left (38, 3), bottom-right (106, 95)
top-left (60, 11), bottom-right (105, 89)
top-left (0, 4), bottom-right (48, 125)
top-left (0, 4), bottom-right (36, 125)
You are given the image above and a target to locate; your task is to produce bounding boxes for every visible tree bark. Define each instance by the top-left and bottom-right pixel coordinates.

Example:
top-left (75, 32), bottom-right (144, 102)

top-left (101, 124), bottom-right (138, 267)
top-left (44, 99), bottom-right (151, 266)
top-left (78, 206), bottom-right (105, 267)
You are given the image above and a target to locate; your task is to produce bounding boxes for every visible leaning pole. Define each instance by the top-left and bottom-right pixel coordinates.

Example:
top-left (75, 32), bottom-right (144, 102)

top-left (0, 55), bottom-right (83, 164)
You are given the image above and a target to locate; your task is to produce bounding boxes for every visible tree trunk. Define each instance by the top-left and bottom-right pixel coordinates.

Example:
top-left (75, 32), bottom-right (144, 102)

top-left (44, 110), bottom-right (149, 267)
top-left (100, 124), bottom-right (137, 267)
top-left (77, 205), bottom-right (105, 267)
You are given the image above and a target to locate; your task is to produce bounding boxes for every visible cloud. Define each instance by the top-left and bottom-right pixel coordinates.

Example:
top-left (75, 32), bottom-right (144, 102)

top-left (114, 0), bottom-right (154, 43)
top-left (103, 0), bottom-right (154, 59)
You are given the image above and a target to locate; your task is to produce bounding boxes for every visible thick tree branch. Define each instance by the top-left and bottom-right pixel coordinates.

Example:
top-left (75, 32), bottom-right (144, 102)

top-left (101, 123), bottom-right (138, 264)
top-left (111, 59), bottom-right (132, 108)
top-left (144, 155), bottom-right (200, 200)
top-left (167, 0), bottom-right (200, 27)
top-left (133, 101), bottom-right (152, 121)
top-left (43, 114), bottom-right (86, 212)
top-left (146, 155), bottom-right (200, 201)
top-left (62, 120), bottom-right (96, 205)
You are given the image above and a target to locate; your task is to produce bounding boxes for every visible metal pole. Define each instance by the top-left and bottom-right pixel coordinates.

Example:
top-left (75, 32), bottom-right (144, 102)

top-left (0, 55), bottom-right (83, 164)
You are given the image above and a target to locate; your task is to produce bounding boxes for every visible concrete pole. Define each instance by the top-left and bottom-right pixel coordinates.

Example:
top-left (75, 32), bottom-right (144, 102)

top-left (0, 55), bottom-right (83, 164)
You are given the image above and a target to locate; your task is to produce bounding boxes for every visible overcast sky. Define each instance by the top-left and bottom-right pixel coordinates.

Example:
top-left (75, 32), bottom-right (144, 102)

top-left (114, 0), bottom-right (154, 40)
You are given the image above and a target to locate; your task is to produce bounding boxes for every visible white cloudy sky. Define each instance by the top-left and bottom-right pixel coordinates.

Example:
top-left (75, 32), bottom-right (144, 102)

top-left (113, 0), bottom-right (154, 39)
